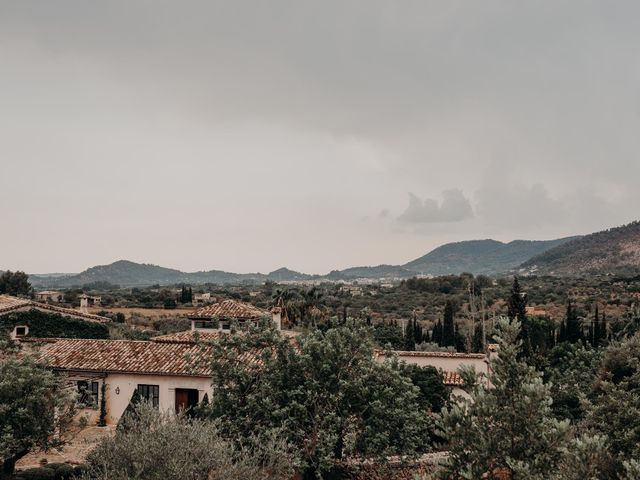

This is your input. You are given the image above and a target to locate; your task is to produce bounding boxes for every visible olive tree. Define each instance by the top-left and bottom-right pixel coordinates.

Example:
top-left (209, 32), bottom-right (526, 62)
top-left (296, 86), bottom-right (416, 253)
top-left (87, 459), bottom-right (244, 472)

top-left (82, 403), bottom-right (296, 480)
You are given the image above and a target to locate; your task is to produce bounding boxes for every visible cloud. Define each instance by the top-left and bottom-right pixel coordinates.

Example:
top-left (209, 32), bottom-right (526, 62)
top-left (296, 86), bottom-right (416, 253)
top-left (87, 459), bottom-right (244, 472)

top-left (399, 190), bottom-right (474, 223)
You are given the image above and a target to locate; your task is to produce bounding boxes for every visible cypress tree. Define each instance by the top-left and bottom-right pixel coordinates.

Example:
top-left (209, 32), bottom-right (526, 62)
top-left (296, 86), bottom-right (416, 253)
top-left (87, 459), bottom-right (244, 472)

top-left (442, 301), bottom-right (456, 347)
top-left (117, 389), bottom-right (143, 432)
top-left (559, 320), bottom-right (566, 343)
top-left (403, 318), bottom-right (416, 351)
top-left (433, 320), bottom-right (443, 346)
top-left (507, 277), bottom-right (527, 322)
top-left (600, 311), bottom-right (607, 344)
top-left (564, 302), bottom-right (582, 344)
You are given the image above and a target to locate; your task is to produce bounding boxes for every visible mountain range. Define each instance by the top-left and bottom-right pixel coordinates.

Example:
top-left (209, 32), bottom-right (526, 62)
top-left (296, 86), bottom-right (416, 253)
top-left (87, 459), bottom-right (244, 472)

top-left (23, 221), bottom-right (640, 287)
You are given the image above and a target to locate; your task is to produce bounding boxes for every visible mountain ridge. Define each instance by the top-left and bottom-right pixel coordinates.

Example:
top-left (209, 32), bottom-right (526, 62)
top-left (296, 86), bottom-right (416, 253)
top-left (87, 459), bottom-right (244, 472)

top-left (26, 233), bottom-right (583, 287)
top-left (521, 221), bottom-right (640, 275)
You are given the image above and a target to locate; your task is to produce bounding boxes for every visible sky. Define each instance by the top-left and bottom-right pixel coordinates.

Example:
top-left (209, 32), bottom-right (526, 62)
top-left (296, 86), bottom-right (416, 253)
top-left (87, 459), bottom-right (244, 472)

top-left (2, 1), bottom-right (640, 275)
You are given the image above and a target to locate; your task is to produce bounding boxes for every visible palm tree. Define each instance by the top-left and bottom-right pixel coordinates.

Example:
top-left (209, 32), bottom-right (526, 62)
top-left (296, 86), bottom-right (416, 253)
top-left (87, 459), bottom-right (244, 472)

top-left (271, 288), bottom-right (298, 327)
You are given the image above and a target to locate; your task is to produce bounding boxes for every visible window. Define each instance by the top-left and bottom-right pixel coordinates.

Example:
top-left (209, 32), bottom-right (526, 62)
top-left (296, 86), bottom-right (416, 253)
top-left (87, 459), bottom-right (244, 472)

top-left (137, 384), bottom-right (160, 408)
top-left (14, 326), bottom-right (27, 337)
top-left (78, 381), bottom-right (99, 407)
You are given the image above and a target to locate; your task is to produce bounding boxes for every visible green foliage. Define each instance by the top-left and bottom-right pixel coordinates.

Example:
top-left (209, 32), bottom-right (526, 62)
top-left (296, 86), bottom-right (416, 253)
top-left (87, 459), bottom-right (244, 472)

top-left (372, 321), bottom-right (404, 349)
top-left (0, 352), bottom-right (76, 475)
top-left (107, 324), bottom-right (151, 340)
top-left (545, 342), bottom-right (600, 421)
top-left (82, 403), bottom-right (296, 480)
top-left (399, 363), bottom-right (449, 413)
top-left (439, 319), bottom-right (570, 480)
top-left (554, 434), bottom-right (609, 480)
top-left (0, 271), bottom-right (31, 296)
top-left (507, 277), bottom-right (527, 322)
top-left (98, 382), bottom-right (107, 427)
top-left (442, 301), bottom-right (456, 348)
top-left (585, 334), bottom-right (640, 477)
top-left (116, 390), bottom-right (142, 432)
top-left (204, 325), bottom-right (433, 478)
top-left (14, 466), bottom-right (56, 480)
top-left (0, 310), bottom-right (109, 340)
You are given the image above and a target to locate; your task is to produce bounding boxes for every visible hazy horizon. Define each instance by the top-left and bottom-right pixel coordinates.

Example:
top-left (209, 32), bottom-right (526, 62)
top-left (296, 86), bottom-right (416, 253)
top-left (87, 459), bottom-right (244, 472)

top-left (2, 2), bottom-right (640, 274)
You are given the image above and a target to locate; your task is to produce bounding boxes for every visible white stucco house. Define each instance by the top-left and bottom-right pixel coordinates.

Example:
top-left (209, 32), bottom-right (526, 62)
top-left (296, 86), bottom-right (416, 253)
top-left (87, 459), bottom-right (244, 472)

top-left (38, 333), bottom-right (227, 425)
top-left (375, 349), bottom-right (493, 400)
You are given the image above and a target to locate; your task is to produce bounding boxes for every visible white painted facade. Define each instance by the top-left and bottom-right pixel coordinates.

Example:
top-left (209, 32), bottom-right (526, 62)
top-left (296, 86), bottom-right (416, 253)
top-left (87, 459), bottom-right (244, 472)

top-left (74, 373), bottom-right (213, 426)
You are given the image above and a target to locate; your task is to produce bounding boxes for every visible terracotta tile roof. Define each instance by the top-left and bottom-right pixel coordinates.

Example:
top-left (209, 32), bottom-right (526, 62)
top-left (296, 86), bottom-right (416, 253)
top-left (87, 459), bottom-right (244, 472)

top-left (151, 330), bottom-right (226, 344)
top-left (0, 295), bottom-right (110, 323)
top-left (442, 371), bottom-right (464, 386)
top-left (376, 349), bottom-right (487, 360)
top-left (0, 295), bottom-right (31, 313)
top-left (41, 338), bottom-right (214, 376)
top-left (191, 299), bottom-right (269, 319)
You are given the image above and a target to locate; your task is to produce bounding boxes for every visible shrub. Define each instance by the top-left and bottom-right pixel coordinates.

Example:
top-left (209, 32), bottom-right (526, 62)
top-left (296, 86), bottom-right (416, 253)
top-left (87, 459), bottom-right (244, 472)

top-left (15, 467), bottom-right (56, 480)
top-left (81, 404), bottom-right (296, 480)
top-left (0, 310), bottom-right (109, 339)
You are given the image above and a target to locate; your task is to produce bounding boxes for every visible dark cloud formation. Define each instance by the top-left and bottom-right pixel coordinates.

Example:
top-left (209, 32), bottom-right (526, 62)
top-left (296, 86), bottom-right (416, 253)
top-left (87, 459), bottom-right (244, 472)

top-left (399, 190), bottom-right (474, 223)
top-left (1, 1), bottom-right (639, 273)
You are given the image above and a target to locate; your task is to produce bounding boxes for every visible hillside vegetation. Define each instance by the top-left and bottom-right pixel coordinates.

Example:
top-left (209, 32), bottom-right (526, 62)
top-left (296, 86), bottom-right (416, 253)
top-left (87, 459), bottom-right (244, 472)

top-left (522, 221), bottom-right (640, 275)
top-left (403, 237), bottom-right (577, 276)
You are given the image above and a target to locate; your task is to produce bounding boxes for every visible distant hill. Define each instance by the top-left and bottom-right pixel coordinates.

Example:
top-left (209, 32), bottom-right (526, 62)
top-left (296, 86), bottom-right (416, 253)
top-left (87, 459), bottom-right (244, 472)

top-left (521, 221), bottom-right (640, 275)
top-left (266, 268), bottom-right (315, 282)
top-left (339, 264), bottom-right (415, 279)
top-left (26, 232), bottom-right (589, 287)
top-left (403, 237), bottom-right (578, 276)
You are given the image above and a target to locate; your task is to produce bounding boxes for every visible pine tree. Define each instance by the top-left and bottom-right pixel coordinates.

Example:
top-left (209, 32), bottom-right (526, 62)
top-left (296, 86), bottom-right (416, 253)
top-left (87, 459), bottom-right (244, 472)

top-left (440, 319), bottom-right (570, 479)
top-left (187, 287), bottom-right (193, 303)
top-left (442, 301), bottom-right (456, 347)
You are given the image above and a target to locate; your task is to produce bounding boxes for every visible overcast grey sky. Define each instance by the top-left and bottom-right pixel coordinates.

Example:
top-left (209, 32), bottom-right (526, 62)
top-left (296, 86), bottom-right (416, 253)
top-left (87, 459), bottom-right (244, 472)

top-left (1, 1), bottom-right (639, 274)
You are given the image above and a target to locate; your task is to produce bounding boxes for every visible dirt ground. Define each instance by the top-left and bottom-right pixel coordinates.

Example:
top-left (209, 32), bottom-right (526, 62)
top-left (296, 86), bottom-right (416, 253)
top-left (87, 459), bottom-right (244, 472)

top-left (16, 426), bottom-right (114, 470)
top-left (87, 306), bottom-right (192, 320)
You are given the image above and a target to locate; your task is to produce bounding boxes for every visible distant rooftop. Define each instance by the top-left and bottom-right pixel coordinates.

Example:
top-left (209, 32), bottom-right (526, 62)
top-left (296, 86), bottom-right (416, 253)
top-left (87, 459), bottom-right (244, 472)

top-left (190, 299), bottom-right (270, 320)
top-left (0, 295), bottom-right (109, 323)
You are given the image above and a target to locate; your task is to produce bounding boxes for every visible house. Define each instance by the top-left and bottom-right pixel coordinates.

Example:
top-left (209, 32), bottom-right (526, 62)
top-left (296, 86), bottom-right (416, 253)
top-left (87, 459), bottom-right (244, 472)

top-left (189, 299), bottom-right (281, 331)
top-left (375, 349), bottom-right (491, 400)
top-left (0, 295), bottom-right (110, 340)
top-left (79, 294), bottom-right (102, 311)
top-left (35, 291), bottom-right (64, 303)
top-left (339, 285), bottom-right (364, 296)
top-left (38, 337), bottom-right (217, 425)
top-left (193, 293), bottom-right (214, 305)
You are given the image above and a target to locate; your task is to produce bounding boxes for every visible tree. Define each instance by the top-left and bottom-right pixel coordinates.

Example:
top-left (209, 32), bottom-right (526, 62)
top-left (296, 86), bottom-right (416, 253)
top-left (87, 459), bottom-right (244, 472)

top-left (372, 321), bottom-right (404, 350)
top-left (439, 318), bottom-right (570, 479)
top-left (82, 403), bottom-right (296, 480)
top-left (399, 363), bottom-right (449, 413)
top-left (203, 325), bottom-right (433, 478)
top-left (1, 351), bottom-right (75, 474)
top-left (507, 277), bottom-right (527, 322)
top-left (117, 389), bottom-right (143, 432)
top-left (403, 318), bottom-right (416, 351)
top-left (442, 301), bottom-right (456, 348)
top-left (0, 271), bottom-right (31, 297)
top-left (585, 334), bottom-right (640, 478)
top-left (432, 320), bottom-right (443, 346)
top-left (564, 302), bottom-right (582, 344)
